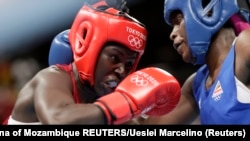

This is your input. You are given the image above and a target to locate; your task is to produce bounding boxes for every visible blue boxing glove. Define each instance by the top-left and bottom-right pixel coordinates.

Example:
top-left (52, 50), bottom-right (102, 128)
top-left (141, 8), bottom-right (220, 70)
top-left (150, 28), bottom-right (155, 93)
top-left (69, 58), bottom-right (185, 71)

top-left (48, 29), bottom-right (73, 66)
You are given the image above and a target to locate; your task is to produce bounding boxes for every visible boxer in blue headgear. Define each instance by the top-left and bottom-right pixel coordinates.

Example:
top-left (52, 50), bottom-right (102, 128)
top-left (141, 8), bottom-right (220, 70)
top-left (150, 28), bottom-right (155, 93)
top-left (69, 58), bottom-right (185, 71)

top-left (144, 0), bottom-right (250, 124)
top-left (48, 30), bottom-right (73, 66)
top-left (164, 0), bottom-right (239, 65)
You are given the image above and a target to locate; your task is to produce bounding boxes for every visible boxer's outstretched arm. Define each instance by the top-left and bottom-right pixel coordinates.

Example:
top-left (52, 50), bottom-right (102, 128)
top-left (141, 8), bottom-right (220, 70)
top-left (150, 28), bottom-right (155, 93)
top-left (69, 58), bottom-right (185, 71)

top-left (34, 67), bottom-right (181, 124)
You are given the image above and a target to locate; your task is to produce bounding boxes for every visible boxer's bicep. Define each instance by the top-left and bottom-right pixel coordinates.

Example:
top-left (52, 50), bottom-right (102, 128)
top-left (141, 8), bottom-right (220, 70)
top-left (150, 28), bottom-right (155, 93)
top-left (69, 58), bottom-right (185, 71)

top-left (34, 68), bottom-right (74, 124)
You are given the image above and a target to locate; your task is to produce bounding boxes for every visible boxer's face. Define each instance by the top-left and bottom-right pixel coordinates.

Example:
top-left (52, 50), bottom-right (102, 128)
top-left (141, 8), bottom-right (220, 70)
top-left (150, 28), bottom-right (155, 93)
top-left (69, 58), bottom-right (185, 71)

top-left (169, 11), bottom-right (195, 64)
top-left (94, 43), bottom-right (137, 97)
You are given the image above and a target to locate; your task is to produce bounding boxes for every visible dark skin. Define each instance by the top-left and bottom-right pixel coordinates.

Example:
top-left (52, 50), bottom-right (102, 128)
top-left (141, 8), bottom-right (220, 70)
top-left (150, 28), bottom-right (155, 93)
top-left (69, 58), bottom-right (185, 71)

top-left (10, 43), bottom-right (139, 124)
top-left (144, 11), bottom-right (250, 124)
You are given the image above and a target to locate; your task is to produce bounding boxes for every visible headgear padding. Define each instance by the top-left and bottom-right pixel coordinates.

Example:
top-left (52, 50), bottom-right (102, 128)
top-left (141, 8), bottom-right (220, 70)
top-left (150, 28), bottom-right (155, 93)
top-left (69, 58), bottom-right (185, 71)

top-left (69, 3), bottom-right (147, 86)
top-left (164, 0), bottom-right (239, 65)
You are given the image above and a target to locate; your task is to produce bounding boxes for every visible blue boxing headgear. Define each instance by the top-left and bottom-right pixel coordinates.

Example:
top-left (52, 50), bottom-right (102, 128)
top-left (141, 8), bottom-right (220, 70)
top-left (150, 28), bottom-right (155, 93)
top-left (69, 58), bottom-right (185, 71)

top-left (164, 0), bottom-right (239, 65)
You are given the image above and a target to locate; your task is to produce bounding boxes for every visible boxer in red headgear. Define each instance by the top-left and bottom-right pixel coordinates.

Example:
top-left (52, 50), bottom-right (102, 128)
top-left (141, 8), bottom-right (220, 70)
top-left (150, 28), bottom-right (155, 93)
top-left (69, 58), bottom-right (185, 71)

top-left (3, 0), bottom-right (181, 125)
top-left (69, 0), bottom-right (146, 86)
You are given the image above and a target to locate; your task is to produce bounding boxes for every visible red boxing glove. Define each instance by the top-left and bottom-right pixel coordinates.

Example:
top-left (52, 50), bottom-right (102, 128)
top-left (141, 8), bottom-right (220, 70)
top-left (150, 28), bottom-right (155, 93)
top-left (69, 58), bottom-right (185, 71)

top-left (94, 67), bottom-right (181, 125)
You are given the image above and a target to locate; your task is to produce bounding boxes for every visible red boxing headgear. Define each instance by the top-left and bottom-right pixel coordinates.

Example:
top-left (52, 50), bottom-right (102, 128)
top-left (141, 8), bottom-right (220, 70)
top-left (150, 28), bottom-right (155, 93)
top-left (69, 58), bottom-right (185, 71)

top-left (69, 3), bottom-right (147, 86)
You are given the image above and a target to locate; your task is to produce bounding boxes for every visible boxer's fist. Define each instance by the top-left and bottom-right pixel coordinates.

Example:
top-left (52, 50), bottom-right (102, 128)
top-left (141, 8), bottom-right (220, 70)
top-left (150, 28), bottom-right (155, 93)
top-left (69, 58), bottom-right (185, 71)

top-left (94, 67), bottom-right (181, 125)
top-left (48, 29), bottom-right (73, 66)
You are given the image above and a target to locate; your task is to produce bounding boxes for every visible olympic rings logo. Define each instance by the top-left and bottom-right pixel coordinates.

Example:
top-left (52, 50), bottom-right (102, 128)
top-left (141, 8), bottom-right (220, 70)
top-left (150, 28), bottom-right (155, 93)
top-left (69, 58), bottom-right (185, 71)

top-left (128, 35), bottom-right (143, 49)
top-left (130, 75), bottom-right (148, 86)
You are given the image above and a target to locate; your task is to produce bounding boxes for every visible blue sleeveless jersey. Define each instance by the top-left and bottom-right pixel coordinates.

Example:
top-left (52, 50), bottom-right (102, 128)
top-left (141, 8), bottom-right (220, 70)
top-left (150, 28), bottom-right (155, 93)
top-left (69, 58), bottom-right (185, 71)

top-left (193, 39), bottom-right (250, 124)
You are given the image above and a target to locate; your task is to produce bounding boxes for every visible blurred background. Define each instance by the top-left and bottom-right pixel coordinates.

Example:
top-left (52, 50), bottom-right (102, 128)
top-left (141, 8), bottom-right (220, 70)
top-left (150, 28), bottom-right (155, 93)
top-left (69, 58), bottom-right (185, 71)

top-left (0, 0), bottom-right (198, 123)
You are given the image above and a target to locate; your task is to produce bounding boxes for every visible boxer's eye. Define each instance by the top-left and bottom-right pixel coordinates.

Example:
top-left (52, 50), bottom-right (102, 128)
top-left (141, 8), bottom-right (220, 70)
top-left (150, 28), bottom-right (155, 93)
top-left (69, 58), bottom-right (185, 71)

top-left (172, 14), bottom-right (183, 25)
top-left (110, 55), bottom-right (119, 64)
top-left (125, 61), bottom-right (133, 71)
top-left (170, 11), bottom-right (183, 25)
